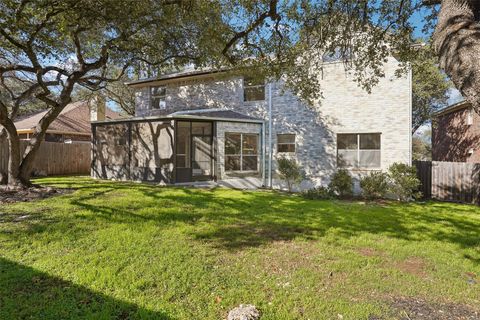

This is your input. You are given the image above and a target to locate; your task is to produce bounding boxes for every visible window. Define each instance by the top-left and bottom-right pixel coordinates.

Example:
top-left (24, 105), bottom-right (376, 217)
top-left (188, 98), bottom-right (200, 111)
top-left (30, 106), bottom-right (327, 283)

top-left (277, 134), bottom-right (296, 153)
top-left (225, 133), bottom-right (259, 171)
top-left (337, 133), bottom-right (381, 168)
top-left (243, 77), bottom-right (265, 101)
top-left (150, 86), bottom-right (166, 109)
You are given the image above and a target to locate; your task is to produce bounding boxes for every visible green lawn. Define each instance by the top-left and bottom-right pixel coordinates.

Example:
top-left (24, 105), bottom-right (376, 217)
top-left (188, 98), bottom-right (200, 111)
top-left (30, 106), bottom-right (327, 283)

top-left (0, 177), bottom-right (479, 319)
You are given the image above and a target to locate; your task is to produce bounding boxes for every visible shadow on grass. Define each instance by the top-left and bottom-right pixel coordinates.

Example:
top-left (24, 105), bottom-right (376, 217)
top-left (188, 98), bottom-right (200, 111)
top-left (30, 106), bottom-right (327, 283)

top-left (14, 177), bottom-right (480, 261)
top-left (0, 257), bottom-right (171, 319)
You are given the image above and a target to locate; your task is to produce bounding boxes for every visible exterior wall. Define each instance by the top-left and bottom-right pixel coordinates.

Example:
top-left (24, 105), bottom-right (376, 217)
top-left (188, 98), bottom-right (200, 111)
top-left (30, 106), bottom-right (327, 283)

top-left (132, 56), bottom-right (411, 189)
top-left (92, 120), bottom-right (174, 183)
top-left (433, 107), bottom-right (480, 162)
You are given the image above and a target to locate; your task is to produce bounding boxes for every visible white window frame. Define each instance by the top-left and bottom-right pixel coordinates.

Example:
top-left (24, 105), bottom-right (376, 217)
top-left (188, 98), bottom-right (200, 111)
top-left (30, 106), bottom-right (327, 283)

top-left (224, 132), bottom-right (259, 172)
top-left (337, 133), bottom-right (381, 169)
top-left (243, 77), bottom-right (265, 102)
top-left (150, 85), bottom-right (166, 110)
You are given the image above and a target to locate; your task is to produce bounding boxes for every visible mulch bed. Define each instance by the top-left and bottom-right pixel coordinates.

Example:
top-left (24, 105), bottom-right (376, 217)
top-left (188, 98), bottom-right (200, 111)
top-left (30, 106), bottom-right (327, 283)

top-left (0, 186), bottom-right (73, 204)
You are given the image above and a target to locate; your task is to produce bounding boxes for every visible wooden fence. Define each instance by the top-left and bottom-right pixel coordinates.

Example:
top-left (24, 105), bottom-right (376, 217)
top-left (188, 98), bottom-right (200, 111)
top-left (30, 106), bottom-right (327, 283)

top-left (414, 160), bottom-right (480, 204)
top-left (0, 138), bottom-right (91, 176)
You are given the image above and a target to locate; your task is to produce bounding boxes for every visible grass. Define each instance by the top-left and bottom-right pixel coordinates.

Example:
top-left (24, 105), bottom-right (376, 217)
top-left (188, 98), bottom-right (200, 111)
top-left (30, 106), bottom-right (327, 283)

top-left (0, 177), bottom-right (479, 319)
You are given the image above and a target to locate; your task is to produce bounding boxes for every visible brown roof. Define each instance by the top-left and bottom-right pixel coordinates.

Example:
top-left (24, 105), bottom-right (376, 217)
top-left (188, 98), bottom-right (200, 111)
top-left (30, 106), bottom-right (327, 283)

top-left (15, 101), bottom-right (123, 135)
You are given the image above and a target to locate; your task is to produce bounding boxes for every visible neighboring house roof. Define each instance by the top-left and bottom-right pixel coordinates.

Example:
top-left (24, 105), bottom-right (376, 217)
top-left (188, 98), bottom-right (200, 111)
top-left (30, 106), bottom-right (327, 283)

top-left (435, 100), bottom-right (470, 117)
top-left (15, 101), bottom-right (123, 135)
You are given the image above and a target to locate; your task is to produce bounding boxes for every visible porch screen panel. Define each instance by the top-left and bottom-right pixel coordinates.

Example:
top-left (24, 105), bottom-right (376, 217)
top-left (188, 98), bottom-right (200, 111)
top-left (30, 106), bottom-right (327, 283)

top-left (192, 122), bottom-right (213, 177)
top-left (176, 121), bottom-right (191, 168)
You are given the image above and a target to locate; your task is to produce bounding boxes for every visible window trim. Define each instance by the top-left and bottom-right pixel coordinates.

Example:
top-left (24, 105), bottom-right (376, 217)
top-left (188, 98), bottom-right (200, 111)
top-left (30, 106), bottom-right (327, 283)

top-left (467, 108), bottom-right (474, 125)
top-left (243, 77), bottom-right (265, 102)
top-left (224, 132), bottom-right (260, 172)
top-left (150, 85), bottom-right (166, 110)
top-left (337, 133), bottom-right (381, 169)
top-left (277, 133), bottom-right (296, 153)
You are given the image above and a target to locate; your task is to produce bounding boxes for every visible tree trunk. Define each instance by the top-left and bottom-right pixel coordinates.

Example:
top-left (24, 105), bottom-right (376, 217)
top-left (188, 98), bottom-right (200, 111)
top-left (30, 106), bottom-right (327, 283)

top-left (433, 0), bottom-right (480, 112)
top-left (0, 118), bottom-right (26, 188)
top-left (16, 101), bottom-right (71, 184)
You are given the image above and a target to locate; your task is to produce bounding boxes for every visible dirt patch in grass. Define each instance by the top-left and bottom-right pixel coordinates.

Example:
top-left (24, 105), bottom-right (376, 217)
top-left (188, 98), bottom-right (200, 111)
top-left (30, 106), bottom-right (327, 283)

top-left (357, 247), bottom-right (384, 257)
top-left (0, 186), bottom-right (72, 204)
top-left (395, 257), bottom-right (428, 278)
top-left (389, 296), bottom-right (480, 320)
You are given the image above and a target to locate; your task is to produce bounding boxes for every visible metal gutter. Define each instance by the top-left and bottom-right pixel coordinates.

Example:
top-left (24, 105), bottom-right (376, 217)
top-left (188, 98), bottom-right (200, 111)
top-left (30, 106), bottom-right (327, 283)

top-left (91, 114), bottom-right (264, 125)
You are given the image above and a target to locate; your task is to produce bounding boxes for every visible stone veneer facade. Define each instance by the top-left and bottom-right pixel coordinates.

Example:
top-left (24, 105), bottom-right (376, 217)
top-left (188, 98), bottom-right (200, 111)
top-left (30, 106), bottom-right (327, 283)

top-left (128, 56), bottom-right (411, 189)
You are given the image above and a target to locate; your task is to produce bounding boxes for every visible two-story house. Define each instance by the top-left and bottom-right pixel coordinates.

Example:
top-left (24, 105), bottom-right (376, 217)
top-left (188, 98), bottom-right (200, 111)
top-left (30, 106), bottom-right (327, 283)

top-left (432, 100), bottom-right (480, 162)
top-left (91, 56), bottom-right (412, 190)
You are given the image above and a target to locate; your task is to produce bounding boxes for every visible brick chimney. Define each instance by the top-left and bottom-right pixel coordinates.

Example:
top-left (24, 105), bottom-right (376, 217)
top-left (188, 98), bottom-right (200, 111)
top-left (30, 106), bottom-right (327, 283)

top-left (89, 94), bottom-right (106, 122)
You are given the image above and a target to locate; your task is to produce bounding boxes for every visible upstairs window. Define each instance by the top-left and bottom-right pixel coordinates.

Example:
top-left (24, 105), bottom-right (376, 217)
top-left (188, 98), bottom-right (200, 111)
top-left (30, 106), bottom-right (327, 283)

top-left (337, 133), bottom-right (381, 168)
top-left (277, 134), bottom-right (296, 153)
top-left (243, 77), bottom-right (265, 101)
top-left (150, 86), bottom-right (166, 109)
top-left (225, 133), bottom-right (259, 171)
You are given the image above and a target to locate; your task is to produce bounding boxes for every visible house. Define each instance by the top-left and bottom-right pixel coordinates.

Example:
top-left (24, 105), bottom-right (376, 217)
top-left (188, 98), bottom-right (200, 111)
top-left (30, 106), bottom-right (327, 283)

top-left (15, 100), bottom-right (122, 143)
top-left (432, 100), bottom-right (480, 162)
top-left (91, 56), bottom-right (412, 190)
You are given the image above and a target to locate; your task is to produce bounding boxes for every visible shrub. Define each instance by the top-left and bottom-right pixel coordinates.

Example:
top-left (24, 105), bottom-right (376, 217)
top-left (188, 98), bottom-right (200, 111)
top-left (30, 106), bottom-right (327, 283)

top-left (329, 169), bottom-right (353, 198)
top-left (388, 162), bottom-right (421, 201)
top-left (360, 171), bottom-right (389, 200)
top-left (301, 186), bottom-right (335, 200)
top-left (277, 157), bottom-right (303, 192)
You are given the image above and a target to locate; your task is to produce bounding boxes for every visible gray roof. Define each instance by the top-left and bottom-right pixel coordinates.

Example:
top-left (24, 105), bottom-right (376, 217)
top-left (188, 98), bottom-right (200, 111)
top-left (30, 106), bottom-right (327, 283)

top-left (92, 108), bottom-right (264, 125)
top-left (169, 109), bottom-right (261, 121)
top-left (126, 67), bottom-right (231, 86)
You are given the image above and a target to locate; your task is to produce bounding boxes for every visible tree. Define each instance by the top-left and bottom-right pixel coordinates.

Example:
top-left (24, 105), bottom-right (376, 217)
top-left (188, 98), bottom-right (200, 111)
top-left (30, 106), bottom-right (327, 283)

top-left (0, 0), bottom-right (260, 188)
top-left (428, 0), bottom-right (480, 114)
top-left (277, 157), bottom-right (303, 192)
top-left (412, 129), bottom-right (432, 160)
top-left (412, 45), bottom-right (450, 134)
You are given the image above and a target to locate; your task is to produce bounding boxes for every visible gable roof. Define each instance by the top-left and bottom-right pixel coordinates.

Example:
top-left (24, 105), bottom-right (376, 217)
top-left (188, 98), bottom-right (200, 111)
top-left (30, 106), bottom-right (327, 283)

top-left (435, 100), bottom-right (470, 117)
top-left (15, 101), bottom-right (123, 135)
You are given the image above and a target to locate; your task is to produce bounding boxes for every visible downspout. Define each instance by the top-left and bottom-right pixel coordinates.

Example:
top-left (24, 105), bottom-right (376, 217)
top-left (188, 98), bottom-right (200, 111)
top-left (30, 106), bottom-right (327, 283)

top-left (262, 120), bottom-right (266, 186)
top-left (268, 82), bottom-right (273, 188)
top-left (408, 63), bottom-right (413, 166)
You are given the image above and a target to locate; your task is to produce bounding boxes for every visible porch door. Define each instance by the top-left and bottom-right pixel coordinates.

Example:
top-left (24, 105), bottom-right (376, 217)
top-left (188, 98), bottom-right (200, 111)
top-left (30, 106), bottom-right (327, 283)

top-left (175, 121), bottom-right (213, 183)
top-left (192, 135), bottom-right (213, 180)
